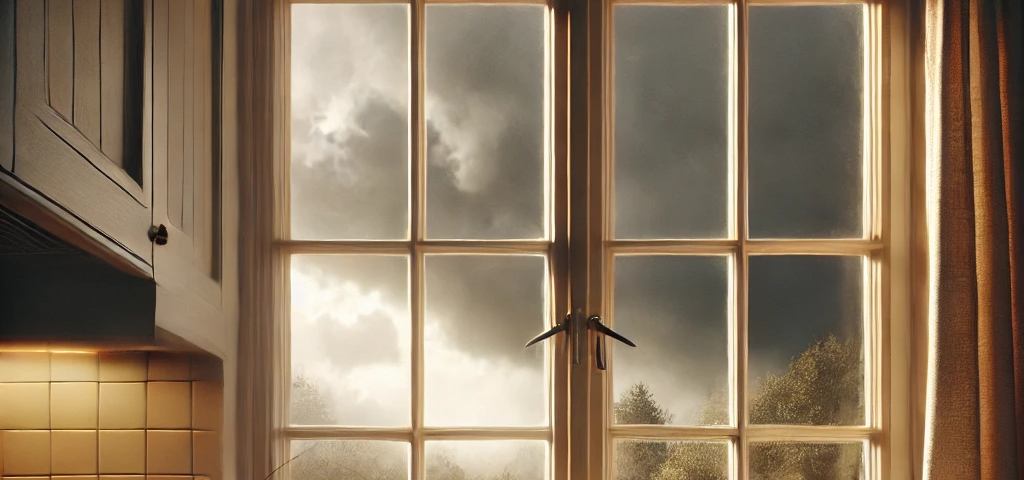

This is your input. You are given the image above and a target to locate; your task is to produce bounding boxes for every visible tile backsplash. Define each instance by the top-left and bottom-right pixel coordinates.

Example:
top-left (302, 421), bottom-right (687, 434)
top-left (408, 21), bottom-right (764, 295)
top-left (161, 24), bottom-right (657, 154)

top-left (0, 351), bottom-right (222, 480)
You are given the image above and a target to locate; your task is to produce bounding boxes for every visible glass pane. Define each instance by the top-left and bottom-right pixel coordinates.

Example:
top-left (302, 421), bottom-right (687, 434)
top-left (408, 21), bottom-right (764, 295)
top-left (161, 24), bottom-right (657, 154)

top-left (290, 5), bottom-right (410, 240)
top-left (290, 255), bottom-right (410, 427)
top-left (613, 6), bottom-right (730, 240)
top-left (612, 256), bottom-right (730, 426)
top-left (750, 442), bottom-right (864, 480)
top-left (424, 255), bottom-right (548, 426)
top-left (748, 255), bottom-right (864, 425)
top-left (425, 5), bottom-right (547, 240)
top-left (615, 440), bottom-right (728, 480)
top-left (748, 5), bottom-right (865, 239)
top-left (288, 440), bottom-right (409, 480)
top-left (426, 441), bottom-right (547, 480)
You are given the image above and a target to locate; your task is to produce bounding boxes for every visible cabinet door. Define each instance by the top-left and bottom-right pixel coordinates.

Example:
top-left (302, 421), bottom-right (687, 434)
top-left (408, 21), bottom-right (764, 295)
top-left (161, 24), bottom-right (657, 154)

top-left (1, 0), bottom-right (12, 172)
top-left (152, 0), bottom-right (227, 354)
top-left (13, 0), bottom-right (152, 265)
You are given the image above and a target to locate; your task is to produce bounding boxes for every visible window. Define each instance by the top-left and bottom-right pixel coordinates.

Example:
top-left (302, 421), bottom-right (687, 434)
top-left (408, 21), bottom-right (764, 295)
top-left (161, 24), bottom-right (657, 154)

top-left (275, 0), bottom-right (908, 479)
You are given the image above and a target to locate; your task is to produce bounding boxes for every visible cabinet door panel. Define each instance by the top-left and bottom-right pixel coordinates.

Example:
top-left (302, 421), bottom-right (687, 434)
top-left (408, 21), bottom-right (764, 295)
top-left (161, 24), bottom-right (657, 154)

top-left (153, 0), bottom-right (222, 308)
top-left (1, 0), bottom-right (12, 172)
top-left (13, 0), bottom-right (152, 265)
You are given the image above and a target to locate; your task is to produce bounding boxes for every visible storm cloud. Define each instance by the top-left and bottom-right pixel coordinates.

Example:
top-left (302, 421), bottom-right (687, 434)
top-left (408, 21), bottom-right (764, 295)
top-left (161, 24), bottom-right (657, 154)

top-left (288, 1), bottom-right (868, 435)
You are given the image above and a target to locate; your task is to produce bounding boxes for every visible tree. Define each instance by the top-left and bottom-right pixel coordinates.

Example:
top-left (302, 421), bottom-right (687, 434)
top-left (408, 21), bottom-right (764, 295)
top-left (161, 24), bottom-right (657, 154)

top-left (285, 376), bottom-right (406, 480)
top-left (614, 383), bottom-right (674, 480)
top-left (654, 334), bottom-right (863, 480)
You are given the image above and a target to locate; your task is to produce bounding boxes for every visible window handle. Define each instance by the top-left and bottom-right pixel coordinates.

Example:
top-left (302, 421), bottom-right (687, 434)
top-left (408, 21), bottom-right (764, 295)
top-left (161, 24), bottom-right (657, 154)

top-left (525, 312), bottom-right (571, 349)
top-left (589, 315), bottom-right (635, 371)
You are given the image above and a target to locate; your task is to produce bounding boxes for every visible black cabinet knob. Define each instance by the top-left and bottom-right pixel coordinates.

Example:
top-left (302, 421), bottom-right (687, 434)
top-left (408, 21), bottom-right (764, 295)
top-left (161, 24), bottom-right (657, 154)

top-left (148, 224), bottom-right (169, 245)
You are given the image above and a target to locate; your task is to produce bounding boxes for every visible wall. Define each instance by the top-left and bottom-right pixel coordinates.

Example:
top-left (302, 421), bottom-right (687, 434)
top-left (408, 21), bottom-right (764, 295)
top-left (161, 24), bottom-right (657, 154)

top-left (0, 351), bottom-right (223, 480)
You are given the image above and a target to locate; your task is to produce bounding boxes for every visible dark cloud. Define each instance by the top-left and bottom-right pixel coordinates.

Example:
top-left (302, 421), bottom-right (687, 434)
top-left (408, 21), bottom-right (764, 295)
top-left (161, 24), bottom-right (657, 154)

top-left (291, 96), bottom-right (409, 240)
top-left (748, 255), bottom-right (864, 379)
top-left (289, 4), bottom-right (410, 240)
top-left (425, 5), bottom-right (547, 240)
top-left (289, 2), bottom-right (869, 425)
top-left (748, 5), bottom-right (864, 239)
top-left (612, 255), bottom-right (730, 423)
top-left (424, 255), bottom-right (546, 366)
top-left (613, 6), bottom-right (730, 239)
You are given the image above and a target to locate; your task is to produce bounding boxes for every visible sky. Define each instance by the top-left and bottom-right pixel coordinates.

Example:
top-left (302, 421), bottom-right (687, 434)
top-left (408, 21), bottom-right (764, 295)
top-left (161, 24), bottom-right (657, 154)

top-left (288, 1), bottom-right (865, 474)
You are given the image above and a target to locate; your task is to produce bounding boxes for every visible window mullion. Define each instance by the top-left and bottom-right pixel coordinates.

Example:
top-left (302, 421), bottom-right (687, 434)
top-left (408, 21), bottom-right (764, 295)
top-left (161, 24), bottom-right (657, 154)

top-left (735, 1), bottom-right (750, 480)
top-left (410, 0), bottom-right (426, 477)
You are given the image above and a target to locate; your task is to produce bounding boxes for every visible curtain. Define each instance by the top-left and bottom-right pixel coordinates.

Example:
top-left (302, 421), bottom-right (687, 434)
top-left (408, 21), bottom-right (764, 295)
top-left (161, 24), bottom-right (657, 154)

top-left (923, 0), bottom-right (1023, 478)
top-left (237, 0), bottom-right (282, 479)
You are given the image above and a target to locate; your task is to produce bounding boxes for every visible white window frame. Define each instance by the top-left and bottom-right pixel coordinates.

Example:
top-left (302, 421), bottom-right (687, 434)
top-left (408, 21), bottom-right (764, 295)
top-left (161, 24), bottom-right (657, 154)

top-left (270, 0), bottom-right (915, 477)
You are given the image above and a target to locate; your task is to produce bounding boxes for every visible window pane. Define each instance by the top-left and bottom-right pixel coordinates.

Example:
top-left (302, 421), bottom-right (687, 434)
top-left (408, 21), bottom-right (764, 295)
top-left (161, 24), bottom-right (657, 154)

top-left (290, 255), bottom-right (410, 427)
top-left (613, 6), bottom-right (730, 240)
top-left (425, 5), bottom-right (547, 240)
top-left (426, 441), bottom-right (547, 480)
top-left (612, 256), bottom-right (730, 426)
top-left (750, 442), bottom-right (864, 480)
top-left (424, 255), bottom-right (548, 426)
top-left (748, 5), bottom-right (864, 239)
top-left (288, 440), bottom-right (409, 480)
top-left (614, 440), bottom-right (728, 480)
top-left (748, 255), bottom-right (864, 426)
top-left (290, 4), bottom-right (410, 240)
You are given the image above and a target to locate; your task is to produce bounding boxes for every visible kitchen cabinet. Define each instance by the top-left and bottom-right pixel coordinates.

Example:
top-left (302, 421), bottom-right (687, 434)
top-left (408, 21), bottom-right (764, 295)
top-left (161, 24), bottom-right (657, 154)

top-left (0, 0), bottom-right (237, 359)
top-left (12, 0), bottom-right (152, 265)
top-left (1, 0), bottom-right (11, 173)
top-left (151, 0), bottom-right (232, 356)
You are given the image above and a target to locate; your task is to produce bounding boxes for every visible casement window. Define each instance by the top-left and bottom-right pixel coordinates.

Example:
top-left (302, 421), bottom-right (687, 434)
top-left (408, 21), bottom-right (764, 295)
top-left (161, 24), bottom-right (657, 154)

top-left (274, 0), bottom-right (912, 478)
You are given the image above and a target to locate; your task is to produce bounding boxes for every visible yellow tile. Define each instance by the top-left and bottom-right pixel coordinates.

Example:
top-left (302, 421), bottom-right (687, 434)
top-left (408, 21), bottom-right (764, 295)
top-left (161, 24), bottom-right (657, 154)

top-left (98, 353), bottom-right (147, 382)
top-left (51, 353), bottom-right (99, 381)
top-left (147, 431), bottom-right (192, 474)
top-left (52, 382), bottom-right (99, 429)
top-left (192, 431), bottom-right (221, 477)
top-left (0, 383), bottom-right (50, 429)
top-left (3, 477), bottom-right (49, 480)
top-left (191, 381), bottom-right (222, 431)
top-left (99, 476), bottom-right (144, 480)
top-left (147, 477), bottom-right (192, 480)
top-left (98, 383), bottom-right (146, 429)
top-left (52, 430), bottom-right (97, 474)
top-left (147, 353), bottom-right (190, 381)
top-left (0, 352), bottom-right (50, 382)
top-left (147, 382), bottom-right (191, 429)
top-left (98, 430), bottom-right (145, 474)
top-left (2, 430), bottom-right (51, 475)
top-left (52, 476), bottom-right (98, 480)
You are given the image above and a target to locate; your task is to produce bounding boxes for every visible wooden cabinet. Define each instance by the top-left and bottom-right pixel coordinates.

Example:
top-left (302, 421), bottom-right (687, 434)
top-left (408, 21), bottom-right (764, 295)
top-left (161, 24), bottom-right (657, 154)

top-left (0, 0), bottom-right (235, 358)
top-left (13, 0), bottom-right (152, 266)
top-left (1, 0), bottom-right (12, 173)
top-left (151, 0), bottom-right (230, 356)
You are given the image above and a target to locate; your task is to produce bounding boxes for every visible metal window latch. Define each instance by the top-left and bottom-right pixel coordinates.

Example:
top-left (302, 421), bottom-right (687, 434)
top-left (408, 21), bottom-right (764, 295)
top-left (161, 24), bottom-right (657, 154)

top-left (525, 313), bottom-right (636, 371)
top-left (589, 315), bottom-right (635, 371)
top-left (525, 312), bottom-right (572, 349)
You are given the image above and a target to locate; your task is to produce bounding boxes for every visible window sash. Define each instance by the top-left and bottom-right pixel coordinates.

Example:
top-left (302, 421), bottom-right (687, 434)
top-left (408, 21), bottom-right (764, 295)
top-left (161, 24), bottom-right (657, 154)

top-left (272, 0), bottom-right (912, 478)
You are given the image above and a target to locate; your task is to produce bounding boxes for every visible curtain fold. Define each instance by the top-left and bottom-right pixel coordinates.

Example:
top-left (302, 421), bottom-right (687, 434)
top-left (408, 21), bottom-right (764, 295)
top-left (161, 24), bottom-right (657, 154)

top-left (237, 0), bottom-right (280, 479)
top-left (924, 0), bottom-right (1023, 478)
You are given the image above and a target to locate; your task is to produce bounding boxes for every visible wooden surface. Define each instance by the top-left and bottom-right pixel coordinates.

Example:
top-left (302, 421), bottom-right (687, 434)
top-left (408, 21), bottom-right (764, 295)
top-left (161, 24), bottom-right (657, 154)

top-left (47, 0), bottom-right (74, 120)
top-left (14, 0), bottom-right (152, 265)
top-left (153, 0), bottom-right (224, 316)
top-left (0, 0), bottom-right (12, 172)
top-left (100, 0), bottom-right (125, 169)
top-left (73, 0), bottom-right (102, 146)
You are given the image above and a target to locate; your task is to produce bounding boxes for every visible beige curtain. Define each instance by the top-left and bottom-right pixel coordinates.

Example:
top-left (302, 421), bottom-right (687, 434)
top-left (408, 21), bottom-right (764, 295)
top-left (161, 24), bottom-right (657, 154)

top-left (924, 0), bottom-right (1023, 478)
top-left (237, 0), bottom-right (282, 479)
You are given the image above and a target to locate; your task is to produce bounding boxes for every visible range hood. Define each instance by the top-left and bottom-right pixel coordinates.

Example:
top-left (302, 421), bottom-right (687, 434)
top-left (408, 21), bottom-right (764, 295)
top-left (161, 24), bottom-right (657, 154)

top-left (0, 203), bottom-right (162, 348)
